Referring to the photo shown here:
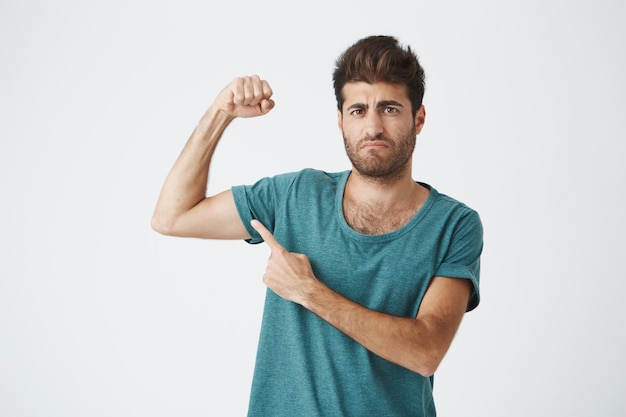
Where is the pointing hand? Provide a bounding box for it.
[250,219,318,305]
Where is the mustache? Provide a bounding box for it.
[360,134,392,144]
[364,133,388,141]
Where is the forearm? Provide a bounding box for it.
[152,105,233,233]
[301,283,444,376]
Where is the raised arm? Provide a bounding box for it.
[151,75,275,239]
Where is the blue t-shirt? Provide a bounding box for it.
[232,168,482,417]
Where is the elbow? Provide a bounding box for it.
[406,353,444,378]
[408,363,438,378]
[414,362,439,378]
[151,213,176,236]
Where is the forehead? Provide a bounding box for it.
[341,81,410,107]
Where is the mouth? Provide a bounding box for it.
[361,140,389,150]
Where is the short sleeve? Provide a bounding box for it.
[435,209,483,311]
[231,172,299,244]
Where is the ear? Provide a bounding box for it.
[414,105,426,135]
[337,109,343,131]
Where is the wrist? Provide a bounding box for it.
[191,104,235,141]
[203,103,235,126]
[299,278,332,313]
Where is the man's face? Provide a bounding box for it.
[338,81,425,180]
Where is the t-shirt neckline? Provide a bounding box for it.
[335,170,437,243]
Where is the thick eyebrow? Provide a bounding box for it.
[346,103,367,112]
[376,100,404,109]
[346,100,405,112]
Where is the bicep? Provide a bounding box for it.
[168,190,250,240]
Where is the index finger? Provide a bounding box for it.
[250,219,285,253]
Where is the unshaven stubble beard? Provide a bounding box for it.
[343,127,417,184]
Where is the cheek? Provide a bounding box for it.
[340,118,361,135]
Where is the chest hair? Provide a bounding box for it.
[343,198,422,235]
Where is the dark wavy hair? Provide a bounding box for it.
[333,35,425,116]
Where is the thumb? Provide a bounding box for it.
[259,98,275,114]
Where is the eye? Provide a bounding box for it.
[349,108,364,116]
[383,106,399,114]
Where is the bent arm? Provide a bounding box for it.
[251,219,472,377]
[302,276,471,377]
[151,106,249,239]
[151,76,274,240]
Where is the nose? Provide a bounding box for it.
[364,111,384,137]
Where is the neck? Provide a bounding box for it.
[342,170,429,235]
[346,166,419,207]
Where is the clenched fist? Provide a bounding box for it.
[215,75,275,119]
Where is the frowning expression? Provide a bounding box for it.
[338,81,425,180]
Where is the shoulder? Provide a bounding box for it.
[263,168,349,190]
[295,168,349,182]
[233,169,349,201]
[425,184,480,217]
[421,184,483,235]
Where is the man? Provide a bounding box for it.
[152,35,483,416]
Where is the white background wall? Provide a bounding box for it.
[2,0,625,415]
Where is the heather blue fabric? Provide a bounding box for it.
[232,169,482,417]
